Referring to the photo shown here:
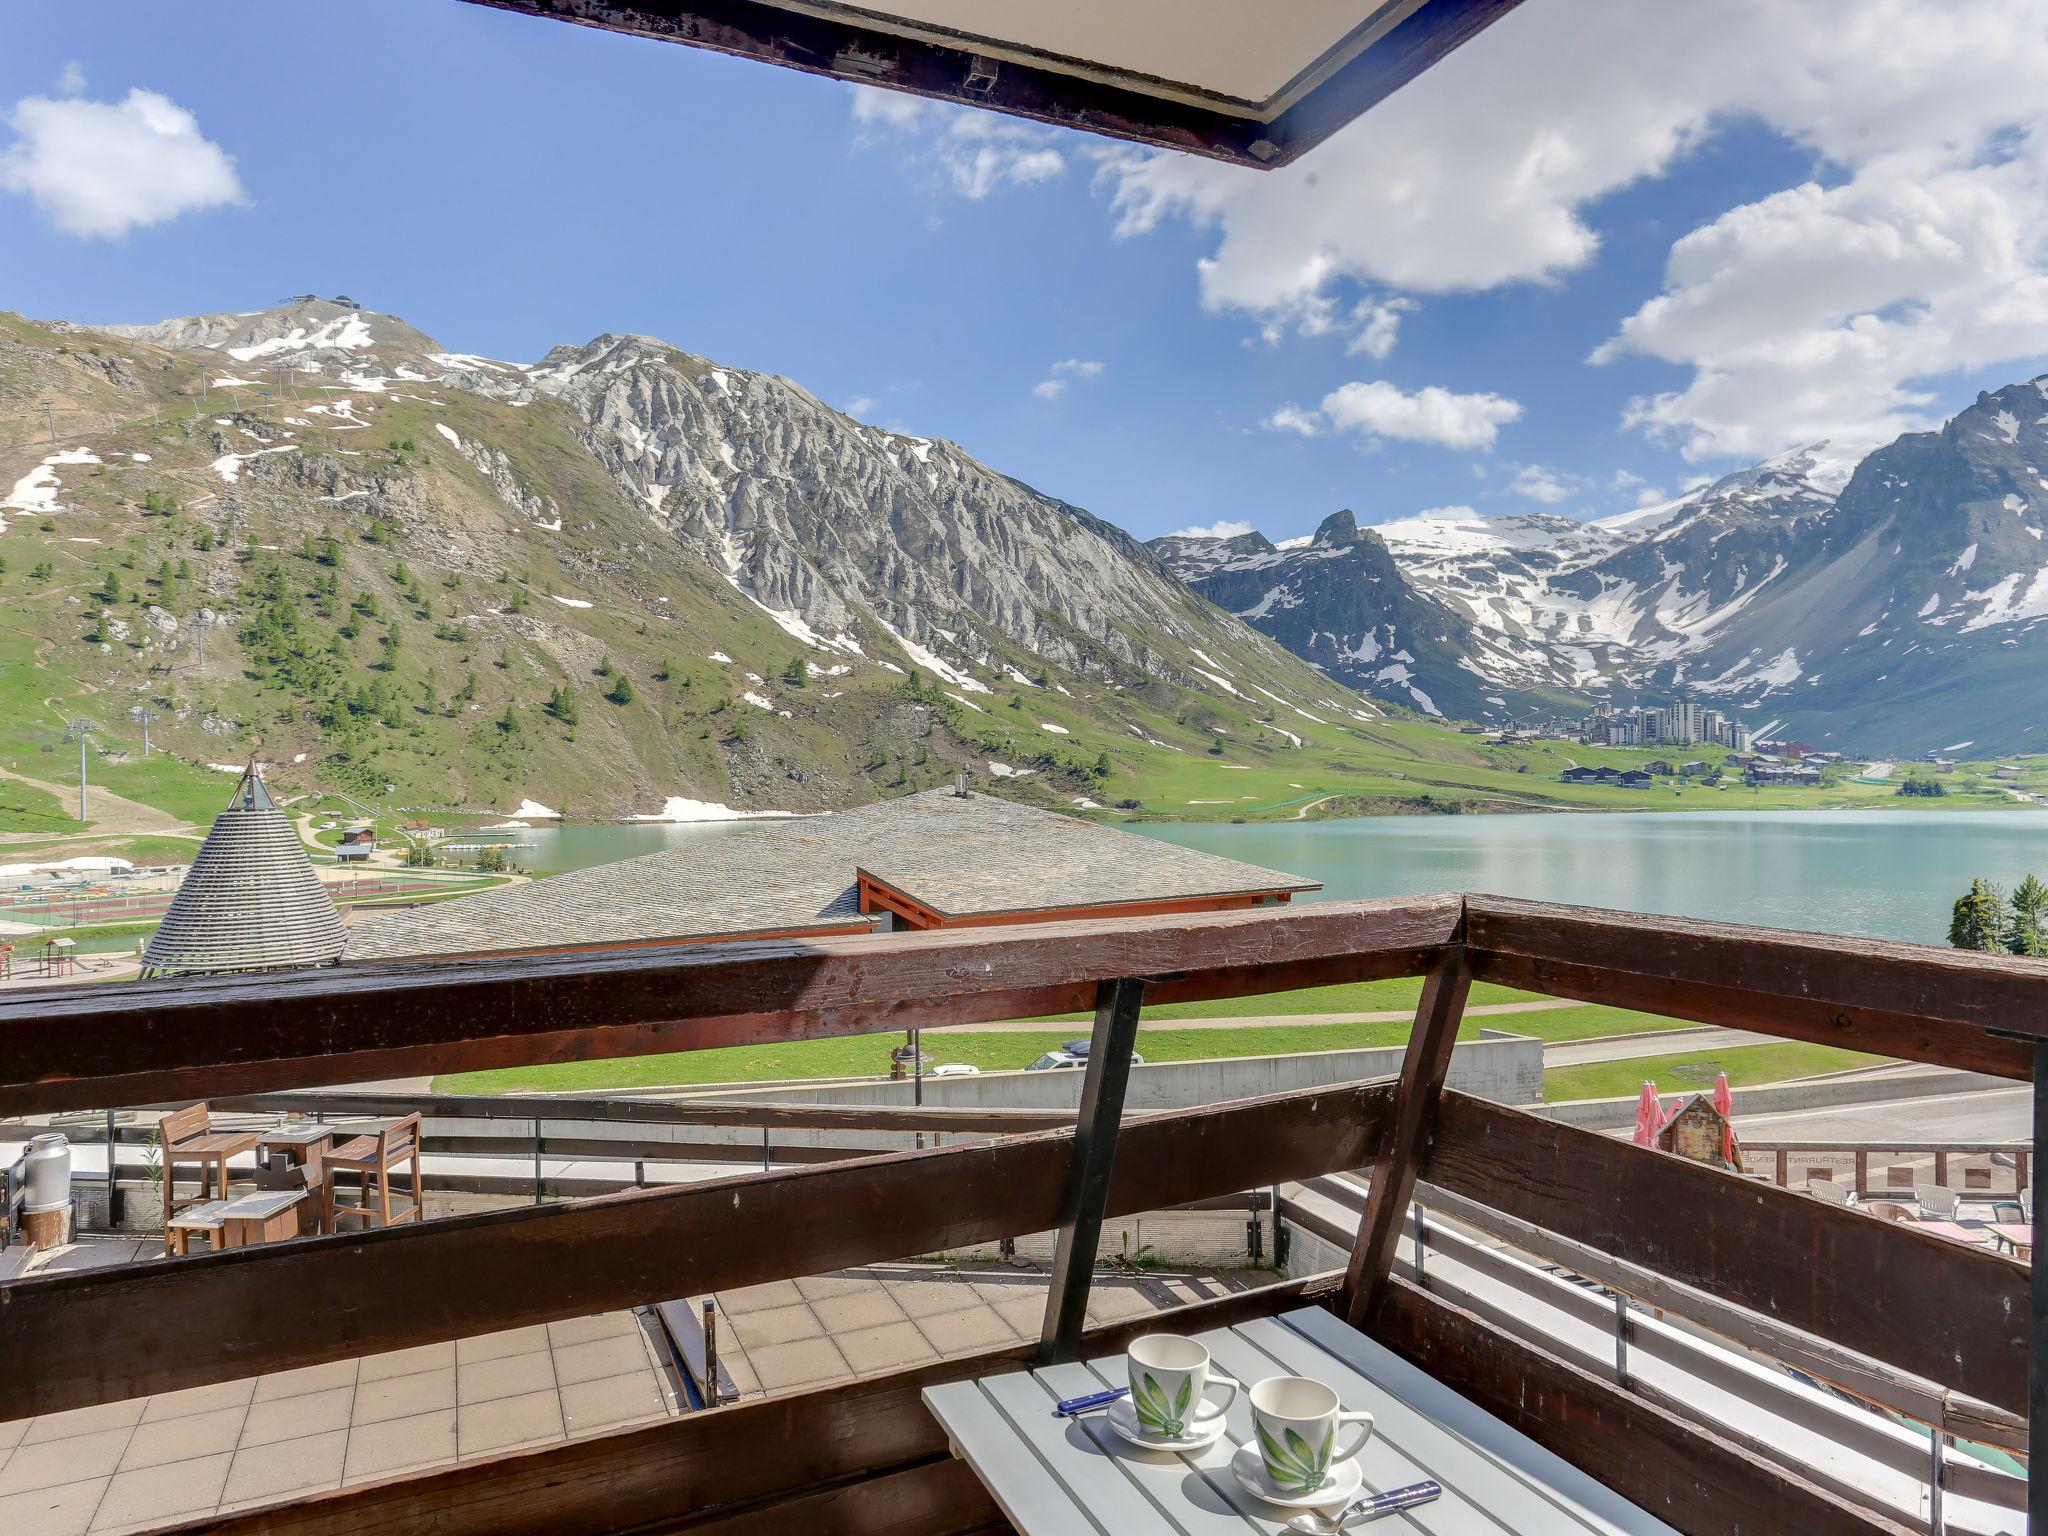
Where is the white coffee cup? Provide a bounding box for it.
[1126,1334,1240,1440]
[1249,1375,1373,1494]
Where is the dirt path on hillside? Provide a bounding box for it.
[0,765,194,837]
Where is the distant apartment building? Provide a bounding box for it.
[1559,765,1655,788]
[1579,699,1750,752]
[1745,762,1826,787]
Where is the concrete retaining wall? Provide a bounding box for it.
[427,1033,1543,1161]
[688,1031,1541,1118]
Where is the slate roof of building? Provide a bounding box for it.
[144,765,347,976]
[341,790,1318,962]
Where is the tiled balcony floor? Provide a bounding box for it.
[0,1245,678,1536]
[704,1261,1256,1400]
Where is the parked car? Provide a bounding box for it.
[1026,1039,1145,1071]
[927,1063,980,1078]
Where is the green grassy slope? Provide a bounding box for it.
[3,309,2041,843]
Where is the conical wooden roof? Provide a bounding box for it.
[142,764,345,977]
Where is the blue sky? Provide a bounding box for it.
[4,1,2046,543]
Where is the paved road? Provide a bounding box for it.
[1733,1083,2031,1141]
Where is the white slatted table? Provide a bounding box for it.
[923,1307,1679,1535]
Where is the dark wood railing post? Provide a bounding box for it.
[2030,1041,2048,1536]
[1340,941,1471,1327]
[1039,976,1146,1363]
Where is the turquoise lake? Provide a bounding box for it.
[513,809,2048,945]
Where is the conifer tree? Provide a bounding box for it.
[1950,878,2006,951]
[2008,874,2048,957]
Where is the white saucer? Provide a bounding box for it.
[1229,1441,1365,1509]
[1104,1395,1230,1452]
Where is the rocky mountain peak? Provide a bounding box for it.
[95,298,444,365]
[1152,371,2048,749]
[1310,508,1360,546]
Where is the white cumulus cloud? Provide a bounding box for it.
[0,85,245,239]
[1093,0,2048,460]
[1263,403,1324,437]
[1510,464,1573,503]
[1598,151,2048,458]
[1032,357,1105,400]
[1312,381,1522,451]
[1347,298,1415,360]
[1168,519,1256,540]
[851,84,1065,200]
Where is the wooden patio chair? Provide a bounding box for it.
[158,1104,260,1226]
[325,1114,423,1230]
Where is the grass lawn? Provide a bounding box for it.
[1044,976,1544,1021]
[1491,1005,1699,1044]
[437,1023,1415,1094]
[1543,1041,1887,1103]
[0,832,200,864]
[435,1000,1704,1095]
[36,919,156,954]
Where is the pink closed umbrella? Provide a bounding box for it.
[1713,1072,1736,1163]
[1633,1081,1662,1148]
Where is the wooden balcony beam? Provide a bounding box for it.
[0,1079,1395,1420]
[1039,977,1146,1361]
[1339,941,1471,1325]
[0,894,1460,1115]
[1465,895,2038,1079]
[1366,1278,1918,1536]
[1423,1090,2029,1414]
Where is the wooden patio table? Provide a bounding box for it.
[256,1123,332,1168]
[1989,1222,2033,1257]
[1910,1219,1989,1247]
[923,1307,1677,1534]
[217,1190,309,1249]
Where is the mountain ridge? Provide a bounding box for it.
[0,298,1387,820]
[1158,392,2048,752]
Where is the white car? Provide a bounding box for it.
[1027,1039,1145,1071]
[927,1063,980,1078]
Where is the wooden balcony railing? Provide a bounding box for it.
[0,893,2041,1536]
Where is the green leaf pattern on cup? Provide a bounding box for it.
[1133,1372,1194,1438]
[1257,1420,1336,1492]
